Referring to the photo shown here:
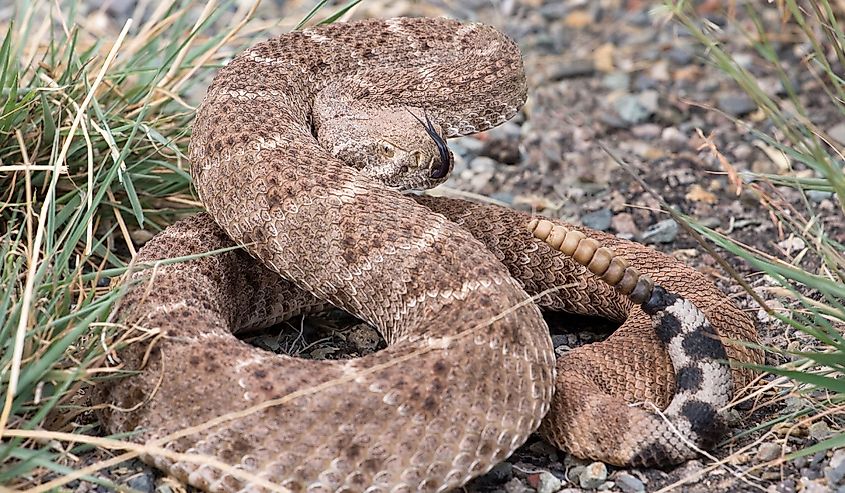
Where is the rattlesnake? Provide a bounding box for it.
[97,17,762,492]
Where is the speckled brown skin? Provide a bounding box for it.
[96,17,761,492]
[426,202,761,466]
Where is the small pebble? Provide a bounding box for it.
[732,52,755,69]
[633,74,658,91]
[615,472,645,493]
[469,156,498,173]
[808,421,832,441]
[129,229,155,245]
[602,72,630,91]
[827,122,845,146]
[717,93,757,116]
[799,477,829,493]
[807,190,833,203]
[641,219,678,244]
[581,208,612,231]
[611,212,639,236]
[637,90,659,114]
[660,126,687,145]
[631,123,662,139]
[826,449,845,485]
[667,46,694,65]
[549,60,595,80]
[453,136,485,156]
[578,462,607,489]
[732,143,753,161]
[768,478,797,493]
[505,477,532,493]
[756,442,782,462]
[535,471,562,493]
[126,471,155,493]
[568,466,586,484]
[614,95,652,124]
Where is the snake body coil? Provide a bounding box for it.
[97,17,761,492]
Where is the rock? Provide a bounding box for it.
[549,60,595,80]
[535,471,562,493]
[631,123,662,139]
[567,466,586,484]
[611,213,639,236]
[768,479,796,493]
[129,229,155,245]
[469,170,494,191]
[615,472,645,493]
[594,43,615,73]
[826,449,845,485]
[685,184,718,204]
[807,190,833,203]
[808,421,832,440]
[602,72,630,91]
[633,74,658,91]
[650,60,670,80]
[828,122,845,146]
[717,93,757,116]
[799,478,829,493]
[505,477,532,493]
[661,126,687,145]
[733,52,755,69]
[581,208,612,231]
[469,156,498,173]
[641,219,678,244]
[732,142,753,161]
[564,10,594,28]
[452,136,485,156]
[106,0,136,18]
[667,46,694,65]
[637,90,659,114]
[614,94,652,124]
[756,442,782,462]
[578,462,607,489]
[126,471,155,493]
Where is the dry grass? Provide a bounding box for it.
[0,1,357,488]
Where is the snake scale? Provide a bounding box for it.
[96,17,762,492]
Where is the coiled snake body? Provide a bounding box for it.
[98,17,761,492]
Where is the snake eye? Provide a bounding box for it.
[379,142,395,158]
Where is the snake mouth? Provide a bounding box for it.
[408,109,452,180]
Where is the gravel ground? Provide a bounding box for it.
[73,1,845,492]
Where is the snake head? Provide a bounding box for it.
[315,106,453,191]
